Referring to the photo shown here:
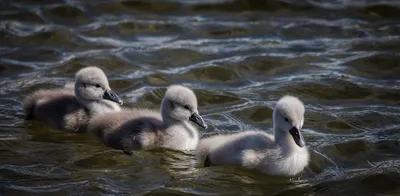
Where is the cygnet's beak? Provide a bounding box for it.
[289,127,305,147]
[102,90,123,105]
[189,112,207,129]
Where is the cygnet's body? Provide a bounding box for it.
[196,96,309,176]
[23,67,123,133]
[88,85,207,154]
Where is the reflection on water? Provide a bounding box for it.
[1,0,400,195]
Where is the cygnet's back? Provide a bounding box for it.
[88,85,207,153]
[23,66,123,133]
[196,96,309,176]
[88,108,163,151]
[197,131,274,164]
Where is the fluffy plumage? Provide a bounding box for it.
[23,66,123,132]
[88,85,207,153]
[196,95,309,176]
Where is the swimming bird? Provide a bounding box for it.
[88,85,207,154]
[23,66,123,133]
[196,95,309,176]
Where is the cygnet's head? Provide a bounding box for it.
[273,95,305,147]
[161,85,207,129]
[74,67,123,105]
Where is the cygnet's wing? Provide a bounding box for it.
[88,108,164,151]
[198,131,273,166]
[23,88,89,132]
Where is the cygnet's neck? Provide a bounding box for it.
[274,126,302,154]
[78,99,121,116]
[161,109,182,128]
[161,100,175,128]
[161,107,198,135]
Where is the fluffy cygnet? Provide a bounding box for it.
[196,95,309,176]
[88,85,207,154]
[23,66,123,132]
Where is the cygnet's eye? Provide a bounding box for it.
[284,117,289,122]
[184,105,190,110]
[95,84,101,88]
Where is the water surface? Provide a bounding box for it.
[1,0,400,195]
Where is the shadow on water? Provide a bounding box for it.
[1,0,400,195]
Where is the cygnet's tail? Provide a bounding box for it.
[23,90,51,120]
[196,133,229,164]
[23,95,36,120]
[204,155,212,167]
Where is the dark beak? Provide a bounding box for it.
[102,90,123,105]
[189,113,207,129]
[289,127,305,148]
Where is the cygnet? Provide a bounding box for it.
[196,95,309,176]
[23,66,123,132]
[88,85,207,154]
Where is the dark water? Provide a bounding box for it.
[1,0,400,195]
